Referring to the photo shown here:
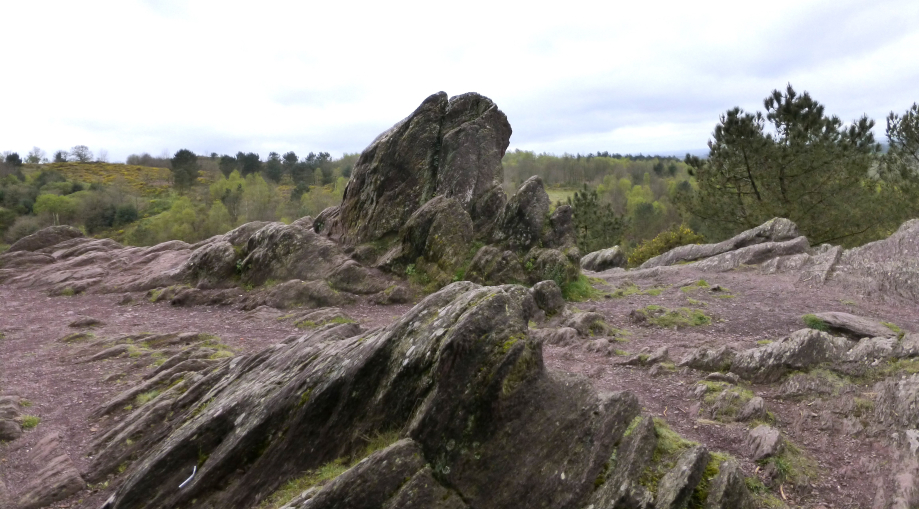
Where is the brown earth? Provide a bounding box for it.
[1,266,916,508]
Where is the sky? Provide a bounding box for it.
[2,0,919,162]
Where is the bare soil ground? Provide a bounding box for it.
[1,267,916,508]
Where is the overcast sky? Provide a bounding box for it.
[3,0,918,162]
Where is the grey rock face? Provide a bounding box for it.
[832,218,919,302]
[543,204,576,249]
[465,245,526,285]
[0,395,23,442]
[323,92,511,248]
[589,416,657,508]
[580,245,626,272]
[737,396,766,422]
[678,346,736,372]
[811,311,899,339]
[655,445,710,509]
[388,195,474,285]
[16,433,86,509]
[704,459,755,509]
[531,280,565,316]
[875,373,919,428]
[523,247,580,287]
[564,312,611,337]
[7,225,84,252]
[746,425,784,461]
[845,337,900,362]
[731,329,852,383]
[640,217,799,268]
[493,176,551,252]
[691,236,810,272]
[101,282,643,509]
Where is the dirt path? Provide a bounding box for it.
[543,266,919,509]
[1,270,916,508]
[0,287,412,508]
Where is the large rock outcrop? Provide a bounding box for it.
[91,282,747,509]
[320,92,511,250]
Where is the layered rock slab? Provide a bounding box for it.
[101,282,642,509]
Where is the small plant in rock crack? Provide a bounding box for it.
[20,415,40,430]
[801,314,829,332]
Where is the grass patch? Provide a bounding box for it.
[861,358,919,382]
[759,440,819,487]
[757,339,774,345]
[258,431,400,509]
[19,399,32,407]
[697,382,755,422]
[562,275,601,301]
[609,282,668,299]
[680,280,710,293]
[882,321,905,337]
[135,389,162,407]
[59,286,76,297]
[20,415,40,430]
[637,305,711,328]
[801,314,829,332]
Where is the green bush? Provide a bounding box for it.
[627,224,704,267]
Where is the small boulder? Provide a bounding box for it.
[737,396,766,422]
[523,247,580,287]
[580,246,625,272]
[563,312,611,337]
[531,327,580,347]
[678,346,736,372]
[746,425,783,461]
[68,317,104,328]
[531,280,565,316]
[845,336,899,362]
[8,225,84,253]
[703,372,741,385]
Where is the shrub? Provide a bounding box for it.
[627,223,704,267]
[801,314,829,332]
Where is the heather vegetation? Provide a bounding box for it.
[0,147,357,248]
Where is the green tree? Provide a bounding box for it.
[53,150,68,163]
[680,85,886,246]
[567,184,627,253]
[264,152,283,183]
[884,103,919,219]
[70,145,93,162]
[34,194,77,225]
[26,147,45,164]
[5,153,22,167]
[313,168,324,186]
[218,155,237,177]
[170,149,200,189]
[236,152,261,176]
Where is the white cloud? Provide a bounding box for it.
[2,0,918,160]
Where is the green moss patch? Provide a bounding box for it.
[758,440,819,487]
[636,305,711,328]
[258,431,400,509]
[562,274,601,301]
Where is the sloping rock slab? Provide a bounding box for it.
[812,311,899,339]
[101,282,641,509]
[691,236,810,272]
[16,433,86,509]
[640,218,799,268]
[731,329,851,383]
